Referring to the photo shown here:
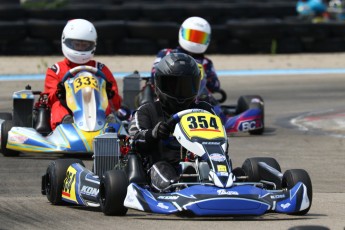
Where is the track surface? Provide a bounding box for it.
[1,73,344,230]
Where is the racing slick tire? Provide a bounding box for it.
[282,169,313,215]
[0,120,20,157]
[0,112,12,120]
[242,157,281,188]
[44,159,85,205]
[99,169,128,216]
[236,95,265,135]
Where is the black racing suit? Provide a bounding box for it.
[128,100,215,168]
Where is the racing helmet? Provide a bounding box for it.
[178,16,211,54]
[154,53,201,115]
[61,19,97,64]
[329,0,343,11]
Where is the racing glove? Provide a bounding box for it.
[116,104,131,121]
[106,81,115,99]
[56,82,66,99]
[152,121,170,140]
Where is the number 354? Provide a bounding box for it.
[187,115,219,130]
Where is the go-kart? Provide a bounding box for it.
[0,66,127,157]
[200,87,264,135]
[41,108,312,217]
[125,71,264,135]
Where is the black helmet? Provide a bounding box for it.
[154,53,201,115]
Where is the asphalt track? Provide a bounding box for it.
[0,72,345,230]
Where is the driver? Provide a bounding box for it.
[44,19,122,130]
[128,53,215,191]
[151,16,220,96]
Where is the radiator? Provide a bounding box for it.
[93,133,120,177]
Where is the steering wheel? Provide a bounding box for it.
[60,65,107,83]
[212,88,227,104]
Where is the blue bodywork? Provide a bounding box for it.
[124,181,309,216]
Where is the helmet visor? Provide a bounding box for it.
[157,75,200,99]
[64,39,96,51]
[181,28,210,45]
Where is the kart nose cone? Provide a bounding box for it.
[190,198,270,215]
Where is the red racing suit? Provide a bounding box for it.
[44,58,122,130]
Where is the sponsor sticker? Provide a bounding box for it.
[238,120,262,132]
[157,196,179,200]
[280,203,291,209]
[202,142,220,145]
[270,194,285,199]
[217,189,239,196]
[217,172,229,177]
[81,185,99,197]
[217,165,227,172]
[209,153,226,162]
[157,203,169,210]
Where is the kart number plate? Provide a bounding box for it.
[180,113,225,140]
[62,166,78,202]
[73,75,99,93]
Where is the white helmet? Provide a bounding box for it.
[329,0,343,10]
[61,19,97,64]
[178,17,211,54]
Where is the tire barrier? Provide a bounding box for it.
[0,21,27,41]
[126,21,178,40]
[0,5,26,20]
[1,2,345,55]
[27,19,65,40]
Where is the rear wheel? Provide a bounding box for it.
[236,95,264,135]
[1,120,20,157]
[282,169,313,215]
[99,169,128,216]
[0,112,12,121]
[44,159,85,205]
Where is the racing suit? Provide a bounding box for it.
[151,47,220,93]
[128,100,215,168]
[128,100,221,191]
[44,58,122,130]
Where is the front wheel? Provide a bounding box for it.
[242,157,282,188]
[44,158,85,205]
[1,120,20,157]
[282,169,313,215]
[99,169,128,216]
